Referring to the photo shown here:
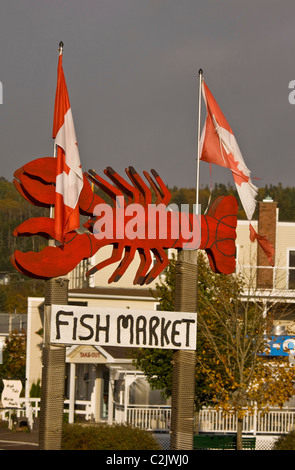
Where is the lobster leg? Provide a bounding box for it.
[108,245,137,283]
[143,171,164,205]
[134,248,152,285]
[86,243,124,276]
[104,167,140,204]
[87,169,124,206]
[143,169,171,206]
[126,167,152,205]
[145,247,170,285]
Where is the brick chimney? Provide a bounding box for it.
[256,197,277,289]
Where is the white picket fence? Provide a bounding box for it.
[0,398,92,429]
[114,403,295,435]
[117,405,295,435]
[126,405,171,431]
[2,399,295,436]
[198,407,295,435]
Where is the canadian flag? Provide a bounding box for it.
[249,223,275,266]
[200,79,275,265]
[200,80,257,221]
[52,51,83,244]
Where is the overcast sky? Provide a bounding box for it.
[0,0,295,193]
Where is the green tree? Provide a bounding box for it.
[0,329,26,394]
[0,278,45,313]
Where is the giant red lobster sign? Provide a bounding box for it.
[11,157,238,284]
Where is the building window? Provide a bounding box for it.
[288,250,295,289]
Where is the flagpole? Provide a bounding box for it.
[49,41,64,221]
[196,68,203,215]
[170,69,203,450]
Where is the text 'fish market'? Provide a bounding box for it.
[50,305,197,350]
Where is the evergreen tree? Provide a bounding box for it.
[0,329,26,394]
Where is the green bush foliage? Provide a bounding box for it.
[61,423,161,450]
[273,431,295,450]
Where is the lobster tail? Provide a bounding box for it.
[203,195,238,275]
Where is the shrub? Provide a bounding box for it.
[30,379,41,398]
[61,423,161,450]
[273,431,295,450]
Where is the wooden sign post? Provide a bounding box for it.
[170,249,198,450]
[39,277,68,450]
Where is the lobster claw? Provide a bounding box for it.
[11,232,94,279]
[13,216,55,239]
[13,156,103,214]
[13,157,56,207]
[11,157,106,279]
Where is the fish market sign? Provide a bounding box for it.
[50,305,197,350]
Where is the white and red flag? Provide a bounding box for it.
[52,50,83,244]
[200,80,257,221]
[199,79,275,265]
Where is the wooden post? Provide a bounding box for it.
[170,250,197,450]
[39,277,68,450]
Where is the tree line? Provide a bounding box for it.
[169,181,295,221]
[0,177,48,312]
